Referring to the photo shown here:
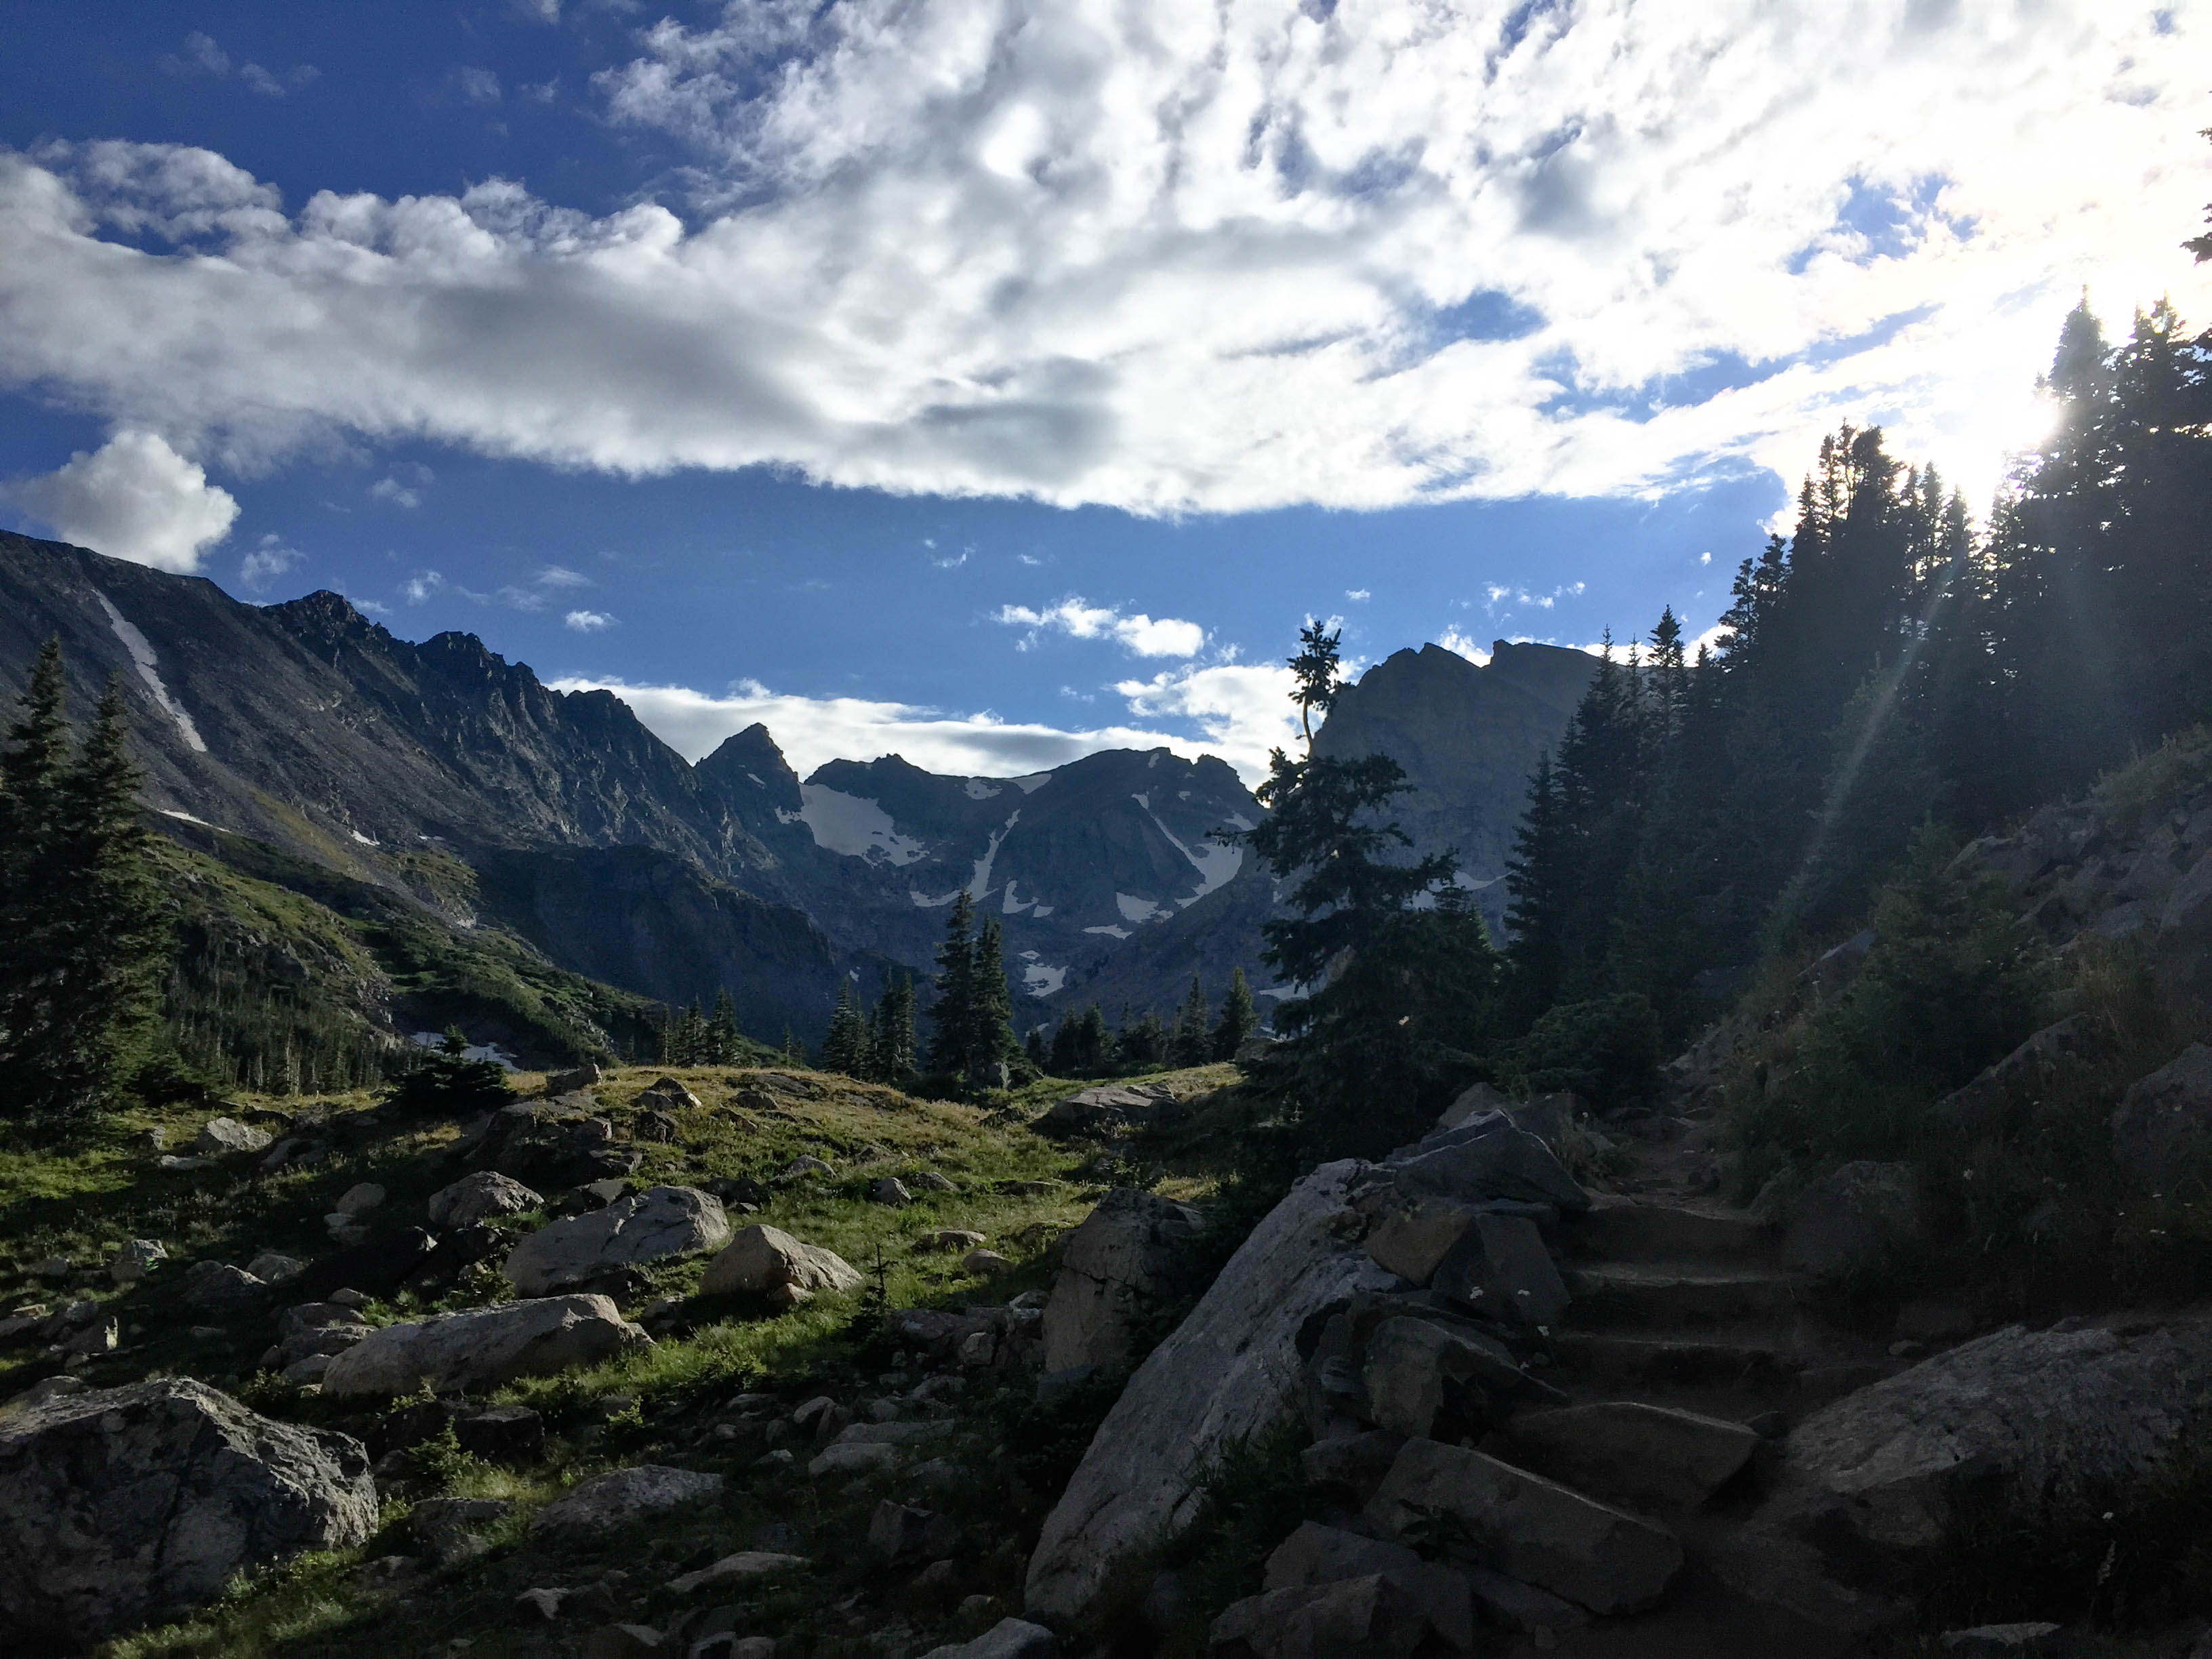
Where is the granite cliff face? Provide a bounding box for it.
[1313,641,1598,934]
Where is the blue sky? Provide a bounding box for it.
[1,2,2206,781]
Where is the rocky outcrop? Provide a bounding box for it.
[1025,1160,1399,1624]
[1495,1401,1761,1511]
[1779,1161,1921,1279]
[2110,1044,2212,1191]
[1040,1190,1203,1373]
[1719,1313,2212,1629]
[503,1185,730,1295]
[0,1378,376,1651]
[1036,1083,1178,1140]
[1384,1110,1592,1213]
[699,1225,863,1306]
[321,1295,646,1395]
[194,1116,271,1156]
[1939,1014,2118,1136]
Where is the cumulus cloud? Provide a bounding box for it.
[239,533,303,589]
[9,430,239,572]
[4,5,2208,512]
[565,608,615,630]
[995,597,1206,657]
[1437,627,1491,665]
[555,674,1279,783]
[403,571,444,603]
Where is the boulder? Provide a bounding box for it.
[245,1250,307,1285]
[321,1294,646,1395]
[1036,1082,1175,1139]
[1210,1574,1430,1658]
[1361,1316,1522,1439]
[870,1177,915,1206]
[1431,1212,1570,1325]
[1041,1189,1204,1372]
[636,1075,703,1111]
[780,1155,834,1181]
[1361,1193,1478,1284]
[0,1378,375,1650]
[411,1496,512,1564]
[531,1466,724,1535]
[455,1404,545,1461]
[919,1229,987,1252]
[2158,848,2212,998]
[2110,1044,2212,1190]
[183,1259,266,1313]
[108,1238,166,1285]
[918,1618,1060,1659]
[464,1100,638,1188]
[965,1249,1013,1275]
[912,1170,959,1192]
[428,1170,544,1228]
[667,1550,811,1594]
[1385,1113,1591,1213]
[1263,1521,1473,1650]
[1437,1081,1515,1131]
[1364,1438,1684,1615]
[194,1116,271,1156]
[868,1499,961,1563]
[1716,1314,2212,1630]
[1940,1015,2118,1136]
[334,1183,385,1216]
[699,1225,864,1306]
[1940,1626,2067,1656]
[297,1227,441,1300]
[504,1186,731,1296]
[1780,1161,1920,1278]
[1495,1401,1760,1510]
[544,1061,602,1095]
[1025,1160,1399,1625]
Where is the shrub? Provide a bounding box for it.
[1511,991,1662,1107]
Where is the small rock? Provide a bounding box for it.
[322,1295,645,1395]
[157,1155,213,1172]
[1431,1211,1571,1326]
[869,1500,960,1563]
[455,1404,544,1461]
[808,1441,897,1477]
[581,1623,664,1658]
[60,1317,119,1356]
[245,1252,307,1286]
[918,1230,987,1253]
[912,1170,958,1192]
[1889,1339,1927,1359]
[779,1155,833,1181]
[870,1178,914,1207]
[411,1496,512,1564]
[1210,1576,1429,1659]
[531,1467,724,1536]
[335,1183,386,1216]
[329,1286,370,1308]
[666,1551,811,1594]
[182,1260,266,1314]
[962,1250,1012,1275]
[108,1240,167,1286]
[30,1257,74,1283]
[583,1178,631,1206]
[544,1061,602,1095]
[633,1110,680,1144]
[516,1586,575,1620]
[916,1618,1059,1659]
[194,1117,272,1156]
[636,1075,702,1111]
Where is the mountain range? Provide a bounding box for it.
[0,531,1595,1063]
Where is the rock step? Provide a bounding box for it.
[1565,1198,1776,1268]
[1546,1329,1803,1385]
[1563,1263,1803,1328]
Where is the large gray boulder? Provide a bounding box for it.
[1384,1112,1590,1213]
[918,1618,1060,1659]
[699,1224,863,1307]
[194,1116,271,1156]
[321,1295,646,1396]
[1263,1520,1473,1650]
[1940,1015,2116,1136]
[2110,1044,2212,1191]
[1363,1437,1683,1615]
[1716,1313,2212,1630]
[1036,1083,1175,1139]
[0,1378,375,1651]
[1431,1211,1570,1326]
[428,1170,544,1229]
[530,1465,723,1535]
[504,1185,731,1295]
[1780,1160,1920,1279]
[1025,1160,1398,1624]
[1210,1574,1430,1657]
[1041,1189,1204,1373]
[1359,1316,1522,1439]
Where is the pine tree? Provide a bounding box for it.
[965,917,1019,1083]
[1172,975,1212,1067]
[0,640,73,1121]
[1076,1004,1108,1073]
[781,1023,804,1064]
[926,891,979,1073]
[869,974,917,1082]
[1048,1007,1080,1073]
[820,980,867,1075]
[1211,965,1258,1061]
[707,988,740,1064]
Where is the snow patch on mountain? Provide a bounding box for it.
[96,591,205,752]
[797,783,929,865]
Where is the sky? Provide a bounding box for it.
[1,2,2207,785]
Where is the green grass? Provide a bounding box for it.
[0,1060,1252,1658]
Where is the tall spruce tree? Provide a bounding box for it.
[965,916,1019,1082]
[869,973,917,1081]
[820,981,867,1075]
[0,653,171,1128]
[1171,975,1212,1067]
[1211,966,1258,1061]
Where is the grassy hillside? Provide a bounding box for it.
[0,1061,1245,1659]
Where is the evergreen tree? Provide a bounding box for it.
[780,1023,804,1064]
[1171,975,1212,1067]
[707,988,740,1064]
[869,973,917,1082]
[1211,965,1258,1061]
[1048,1007,1080,1074]
[820,980,867,1075]
[1,655,171,1128]
[1024,1025,1048,1068]
[1076,1004,1109,1072]
[926,893,981,1075]
[964,917,1019,1082]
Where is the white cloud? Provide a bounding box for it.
[1345,588,1371,602]
[455,68,503,106]
[3,6,2208,512]
[369,476,420,508]
[537,565,592,588]
[1113,661,1303,779]
[556,674,1281,783]
[1437,627,1491,665]
[9,430,238,572]
[995,596,1206,658]
[239,533,302,589]
[565,608,616,630]
[403,570,444,603]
